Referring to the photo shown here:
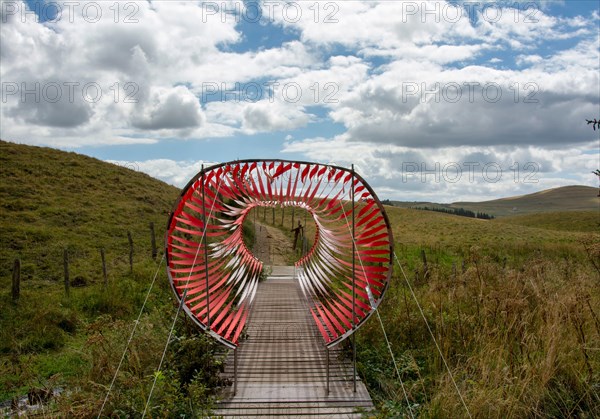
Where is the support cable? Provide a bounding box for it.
[375,309,415,419]
[338,197,414,418]
[339,189,471,418]
[142,172,224,417]
[97,253,165,418]
[393,252,472,419]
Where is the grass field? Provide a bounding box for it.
[357,205,600,417]
[494,210,599,232]
[0,141,223,416]
[1,140,598,417]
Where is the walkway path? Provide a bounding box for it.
[251,221,293,266]
[215,265,374,418]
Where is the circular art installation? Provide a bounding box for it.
[166,160,393,349]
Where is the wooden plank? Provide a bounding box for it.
[215,266,374,418]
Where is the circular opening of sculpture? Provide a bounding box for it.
[166,160,394,349]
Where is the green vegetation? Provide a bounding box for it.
[259,200,600,417]
[0,140,179,282]
[453,185,599,216]
[0,141,226,415]
[1,140,598,417]
[352,207,600,417]
[495,210,599,232]
[413,206,495,220]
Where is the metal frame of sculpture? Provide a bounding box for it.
[165,160,394,352]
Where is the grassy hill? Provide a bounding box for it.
[393,185,599,217]
[0,140,180,282]
[454,185,599,216]
[0,141,224,416]
[1,140,599,417]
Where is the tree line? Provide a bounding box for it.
[414,206,495,220]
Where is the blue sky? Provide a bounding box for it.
[1,0,599,201]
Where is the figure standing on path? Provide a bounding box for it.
[291,221,303,250]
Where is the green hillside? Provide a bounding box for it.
[453,185,599,216]
[0,140,180,282]
[393,185,599,217]
[1,141,598,417]
[0,141,224,417]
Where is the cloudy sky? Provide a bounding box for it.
[1,0,599,202]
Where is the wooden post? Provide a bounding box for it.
[11,258,20,302]
[149,222,157,260]
[421,249,428,278]
[101,248,108,289]
[63,249,70,297]
[127,231,134,273]
[304,210,307,231]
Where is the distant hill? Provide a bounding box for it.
[453,185,599,216]
[393,185,599,217]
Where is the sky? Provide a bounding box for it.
[1,0,599,202]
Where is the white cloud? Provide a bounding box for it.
[131,86,205,131]
[242,101,312,132]
[282,136,599,201]
[108,158,220,188]
[1,0,598,202]
[0,1,320,146]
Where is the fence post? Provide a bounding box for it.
[63,249,70,297]
[101,248,108,289]
[127,231,134,273]
[421,249,428,278]
[149,222,157,260]
[11,258,20,302]
[291,206,295,230]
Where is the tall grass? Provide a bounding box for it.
[0,258,227,416]
[254,202,599,417]
[355,229,600,417]
[0,141,228,415]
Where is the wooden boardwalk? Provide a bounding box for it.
[214,266,374,418]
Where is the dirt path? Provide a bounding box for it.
[252,221,293,265]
